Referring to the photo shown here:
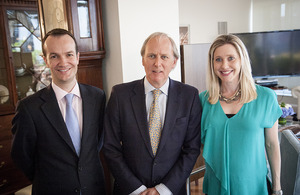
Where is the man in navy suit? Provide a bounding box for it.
[104,32,202,195]
[11,28,106,194]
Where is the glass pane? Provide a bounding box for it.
[33,29,41,40]
[7,9,51,100]
[24,10,39,32]
[0,27,10,105]
[6,10,16,19]
[8,19,32,52]
[77,0,91,38]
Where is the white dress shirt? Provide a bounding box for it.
[145,78,168,126]
[52,81,83,136]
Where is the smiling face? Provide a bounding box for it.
[142,36,177,88]
[43,34,79,91]
[213,44,241,85]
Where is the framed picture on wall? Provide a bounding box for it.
[179,25,190,45]
[38,0,69,38]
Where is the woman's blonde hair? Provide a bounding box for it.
[206,34,257,104]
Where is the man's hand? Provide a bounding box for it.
[140,188,159,195]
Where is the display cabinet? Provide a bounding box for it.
[0,0,107,194]
[0,1,38,194]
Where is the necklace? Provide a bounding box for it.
[219,89,241,103]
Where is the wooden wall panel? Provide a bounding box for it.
[180,43,211,93]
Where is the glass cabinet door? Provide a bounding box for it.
[0,27,11,107]
[7,9,51,100]
[77,0,91,38]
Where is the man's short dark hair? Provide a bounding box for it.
[42,28,78,56]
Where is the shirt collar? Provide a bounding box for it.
[144,77,169,96]
[52,81,81,101]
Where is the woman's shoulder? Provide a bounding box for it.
[199,90,209,96]
[199,90,213,108]
[199,90,208,100]
[255,85,277,101]
[256,85,276,95]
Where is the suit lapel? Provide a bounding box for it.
[40,85,76,154]
[79,84,94,155]
[131,79,154,156]
[157,79,180,155]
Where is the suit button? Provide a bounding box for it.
[78,166,82,171]
[74,188,80,193]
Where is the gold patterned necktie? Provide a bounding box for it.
[149,89,162,155]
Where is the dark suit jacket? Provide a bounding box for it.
[11,84,106,195]
[104,78,202,195]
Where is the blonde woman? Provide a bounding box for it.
[199,34,282,195]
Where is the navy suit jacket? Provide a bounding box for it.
[104,78,202,195]
[11,84,106,195]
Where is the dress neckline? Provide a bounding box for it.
[226,114,235,118]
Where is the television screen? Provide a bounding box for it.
[233,30,300,78]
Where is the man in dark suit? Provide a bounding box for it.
[11,28,106,194]
[104,32,202,195]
